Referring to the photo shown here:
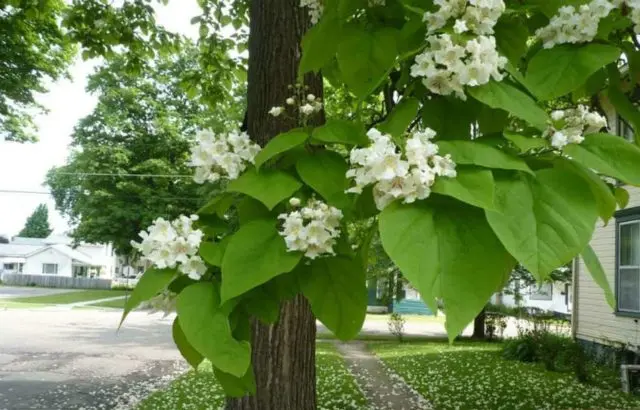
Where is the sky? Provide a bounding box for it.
[0,1,201,239]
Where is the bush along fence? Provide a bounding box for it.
[0,273,112,289]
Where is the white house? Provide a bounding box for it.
[0,236,117,279]
[493,281,572,316]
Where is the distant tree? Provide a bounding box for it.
[18,204,53,238]
[0,236,8,244]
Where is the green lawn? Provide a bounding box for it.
[88,297,127,309]
[371,341,640,410]
[1,289,129,306]
[137,342,367,410]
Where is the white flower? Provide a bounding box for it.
[307,93,316,102]
[300,103,316,116]
[134,215,205,278]
[545,105,606,149]
[289,197,301,207]
[300,0,323,24]
[286,97,296,105]
[269,106,284,117]
[551,110,565,121]
[346,127,457,210]
[551,131,569,149]
[278,198,342,259]
[189,129,261,184]
[453,19,468,33]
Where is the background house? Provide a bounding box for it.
[0,235,117,279]
[492,280,572,316]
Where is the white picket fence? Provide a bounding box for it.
[0,273,112,289]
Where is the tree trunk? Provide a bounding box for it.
[225,1,322,409]
[472,307,486,339]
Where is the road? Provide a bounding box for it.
[0,286,81,299]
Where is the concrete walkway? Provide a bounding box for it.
[64,296,126,308]
[336,342,431,410]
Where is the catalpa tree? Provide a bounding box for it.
[121,0,640,404]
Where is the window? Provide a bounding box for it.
[617,116,635,143]
[529,283,553,300]
[618,217,640,313]
[3,263,15,271]
[42,263,58,275]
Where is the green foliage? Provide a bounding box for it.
[296,151,351,209]
[377,97,420,139]
[172,318,204,369]
[437,141,532,174]
[227,169,302,210]
[120,268,176,326]
[220,219,301,303]
[18,204,53,238]
[486,169,597,280]
[0,0,74,142]
[176,282,251,378]
[301,257,367,340]
[431,168,495,210]
[254,129,309,169]
[312,119,367,146]
[582,244,616,309]
[379,200,515,340]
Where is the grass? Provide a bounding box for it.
[370,341,640,410]
[136,342,367,410]
[1,289,129,307]
[88,297,127,309]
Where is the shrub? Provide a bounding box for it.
[485,312,507,340]
[503,334,538,362]
[387,312,406,343]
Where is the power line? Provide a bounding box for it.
[53,172,193,178]
[0,189,202,201]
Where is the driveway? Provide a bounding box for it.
[0,286,81,299]
[0,309,184,410]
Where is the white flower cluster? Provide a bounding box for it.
[189,129,261,184]
[278,198,343,259]
[546,105,607,149]
[300,0,323,25]
[346,128,457,210]
[411,0,507,99]
[269,93,323,118]
[131,215,207,280]
[535,0,640,48]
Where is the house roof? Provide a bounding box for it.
[10,237,47,246]
[0,244,41,257]
[27,244,96,266]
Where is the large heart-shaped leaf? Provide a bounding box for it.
[431,167,495,210]
[485,168,598,280]
[254,129,309,170]
[221,219,301,302]
[378,97,420,139]
[379,200,515,340]
[581,244,616,310]
[296,150,351,209]
[312,119,368,146]
[227,168,302,210]
[172,317,204,369]
[301,257,367,340]
[525,44,620,100]
[176,282,251,377]
[564,133,640,186]
[468,80,548,131]
[438,140,533,174]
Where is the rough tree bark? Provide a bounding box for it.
[225,0,322,409]
[472,307,486,339]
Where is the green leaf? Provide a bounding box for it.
[422,96,475,140]
[176,282,251,377]
[526,44,621,100]
[312,119,368,146]
[494,16,529,64]
[563,133,640,186]
[301,257,367,340]
[199,237,230,267]
[244,282,282,325]
[438,140,533,174]
[214,366,256,398]
[432,168,495,210]
[237,196,271,224]
[172,317,204,369]
[353,185,378,220]
[468,80,548,131]
[296,150,351,209]
[254,129,309,170]
[554,158,617,224]
[379,200,514,341]
[504,131,549,152]
[581,244,616,310]
[198,193,234,217]
[336,26,398,97]
[378,97,420,139]
[299,14,343,75]
[615,186,630,209]
[221,219,302,302]
[227,168,302,210]
[486,169,598,280]
[120,268,176,327]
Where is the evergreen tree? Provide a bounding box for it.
[18,204,53,238]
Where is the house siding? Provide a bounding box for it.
[576,185,640,348]
[22,248,74,277]
[493,281,570,315]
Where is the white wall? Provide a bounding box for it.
[494,282,570,314]
[76,244,116,278]
[22,248,73,277]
